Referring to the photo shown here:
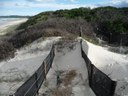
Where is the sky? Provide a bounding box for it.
[0,0,128,16]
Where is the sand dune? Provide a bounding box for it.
[0,18,27,35]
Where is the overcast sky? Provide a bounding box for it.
[0,0,128,16]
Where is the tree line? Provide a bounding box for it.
[18,6,128,35]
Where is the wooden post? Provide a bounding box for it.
[89,64,93,87]
[35,72,39,95]
[44,61,47,81]
[79,26,82,37]
[53,44,55,56]
[80,39,82,51]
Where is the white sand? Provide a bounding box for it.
[0,37,60,95]
[0,18,27,35]
[39,41,95,96]
[0,37,95,96]
[82,38,128,96]
[0,37,127,96]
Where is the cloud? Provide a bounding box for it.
[15,3,20,6]
[103,0,128,7]
[26,0,79,3]
[26,0,55,3]
[0,2,4,6]
[26,3,96,9]
[2,0,96,9]
[116,1,128,7]
[69,0,78,3]
[111,0,128,2]
[94,0,128,8]
[1,1,29,8]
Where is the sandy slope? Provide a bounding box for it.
[82,38,128,96]
[0,37,60,95]
[0,18,27,35]
[39,41,95,96]
[0,37,128,96]
[0,37,95,96]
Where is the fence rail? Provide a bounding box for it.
[11,45,55,96]
[10,39,117,96]
[80,39,117,96]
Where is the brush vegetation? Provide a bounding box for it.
[19,7,128,34]
[0,6,128,60]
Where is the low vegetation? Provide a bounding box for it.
[0,41,15,61]
[0,6,128,60]
[10,17,96,48]
[18,7,128,34]
[17,6,128,45]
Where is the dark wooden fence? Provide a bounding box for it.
[80,40,117,96]
[10,45,55,96]
[9,39,117,96]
